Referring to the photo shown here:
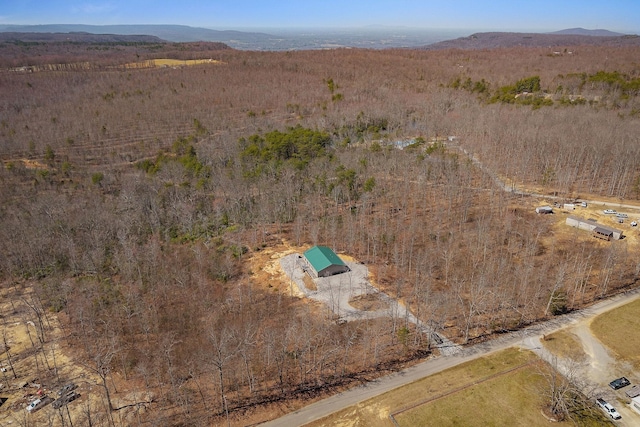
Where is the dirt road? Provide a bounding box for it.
[260,287,640,426]
[454,143,640,212]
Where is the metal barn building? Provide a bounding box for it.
[566,216,623,240]
[303,246,350,278]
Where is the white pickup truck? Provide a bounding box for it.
[596,398,621,420]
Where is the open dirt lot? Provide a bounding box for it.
[0,282,101,425]
[0,282,152,426]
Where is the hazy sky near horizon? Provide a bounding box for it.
[1,0,639,33]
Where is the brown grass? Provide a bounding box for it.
[121,58,224,69]
[591,298,640,369]
[541,331,588,362]
[349,293,390,311]
[302,274,317,291]
[305,348,540,427]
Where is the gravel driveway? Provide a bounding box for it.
[521,320,639,425]
[280,253,460,355]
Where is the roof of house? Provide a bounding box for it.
[567,215,590,222]
[303,246,346,272]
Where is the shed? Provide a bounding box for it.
[303,246,350,278]
[593,226,614,241]
[536,206,553,214]
[626,385,640,399]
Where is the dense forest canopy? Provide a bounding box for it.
[0,41,639,426]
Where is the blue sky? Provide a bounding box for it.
[1,0,639,33]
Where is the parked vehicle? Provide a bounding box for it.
[603,209,616,214]
[25,398,41,412]
[616,213,628,219]
[52,391,80,409]
[631,221,638,227]
[609,377,630,390]
[596,398,622,420]
[56,383,77,396]
[580,201,588,207]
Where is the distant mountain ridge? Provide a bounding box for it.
[548,27,625,37]
[0,31,165,43]
[0,24,638,51]
[0,24,273,44]
[423,31,640,50]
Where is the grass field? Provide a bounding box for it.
[123,58,223,68]
[591,297,640,369]
[394,367,546,426]
[541,330,588,362]
[305,348,607,427]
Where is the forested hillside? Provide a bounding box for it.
[0,42,639,426]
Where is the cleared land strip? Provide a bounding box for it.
[388,361,536,426]
[259,287,640,426]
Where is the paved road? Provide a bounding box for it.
[260,287,640,426]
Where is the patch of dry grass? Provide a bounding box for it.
[305,348,542,427]
[302,274,317,291]
[123,58,223,69]
[541,331,588,362]
[349,293,390,311]
[591,298,640,369]
[394,366,545,427]
[393,360,606,427]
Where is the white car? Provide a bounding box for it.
[616,213,628,218]
[26,398,41,412]
[603,209,616,214]
[631,221,637,227]
[596,398,621,420]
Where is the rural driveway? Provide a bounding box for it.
[260,287,640,427]
[521,321,639,426]
[280,254,460,355]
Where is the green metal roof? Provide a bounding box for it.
[303,246,346,272]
